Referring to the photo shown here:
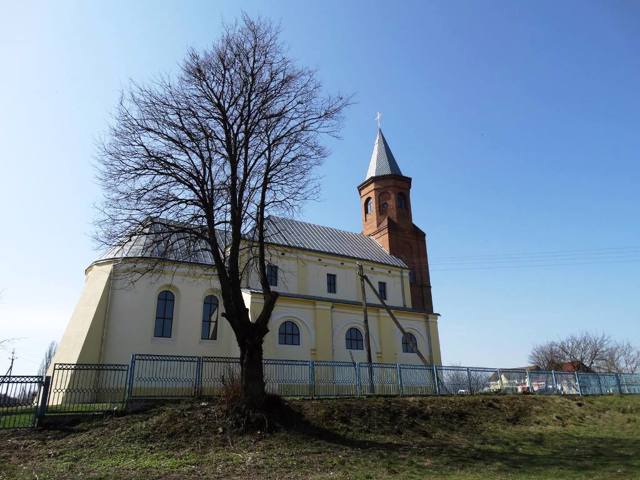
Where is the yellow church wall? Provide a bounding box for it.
[99,263,239,365]
[54,251,441,370]
[312,301,333,360]
[245,246,407,308]
[262,298,316,360]
[426,314,442,365]
[50,264,114,367]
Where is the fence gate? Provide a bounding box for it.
[0,376,45,429]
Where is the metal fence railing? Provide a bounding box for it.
[0,375,44,428]
[48,363,129,413]
[2,354,639,429]
[128,354,200,399]
[126,354,640,400]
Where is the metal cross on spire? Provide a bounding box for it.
[375,112,382,129]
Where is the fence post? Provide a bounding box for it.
[195,357,203,397]
[596,373,604,395]
[619,373,627,395]
[355,362,361,397]
[396,364,403,396]
[433,364,440,395]
[466,367,472,394]
[497,368,503,393]
[551,370,558,394]
[309,361,315,399]
[575,372,582,396]
[526,370,533,394]
[35,375,51,426]
[613,373,622,395]
[127,354,136,401]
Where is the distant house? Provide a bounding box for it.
[559,361,594,373]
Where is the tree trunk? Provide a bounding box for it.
[239,332,266,406]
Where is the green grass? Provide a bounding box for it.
[0,410,36,429]
[1,395,639,479]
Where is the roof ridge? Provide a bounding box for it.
[267,215,369,238]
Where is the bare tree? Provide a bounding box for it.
[602,340,640,374]
[97,14,349,407]
[37,341,57,378]
[529,342,564,371]
[529,332,640,373]
[555,332,612,371]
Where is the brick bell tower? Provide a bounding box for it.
[358,128,434,313]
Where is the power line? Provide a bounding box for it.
[431,246,640,265]
[432,258,640,272]
[432,245,640,261]
[429,246,640,271]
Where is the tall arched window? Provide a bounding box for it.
[345,327,364,350]
[154,290,175,338]
[278,320,300,345]
[397,193,407,210]
[402,332,418,353]
[364,197,372,215]
[201,295,219,340]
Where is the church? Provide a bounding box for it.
[52,129,442,368]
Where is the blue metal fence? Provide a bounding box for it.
[125,354,640,400]
[3,354,639,429]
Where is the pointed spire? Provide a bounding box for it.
[365,129,403,180]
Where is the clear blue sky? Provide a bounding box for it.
[1,1,639,374]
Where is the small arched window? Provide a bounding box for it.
[278,321,300,345]
[154,290,175,338]
[402,332,418,353]
[364,197,372,215]
[345,327,364,350]
[379,192,390,214]
[397,193,407,210]
[201,295,219,340]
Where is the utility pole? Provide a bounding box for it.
[4,349,16,377]
[1,349,16,397]
[357,264,375,394]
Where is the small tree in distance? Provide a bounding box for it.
[38,341,57,378]
[96,14,349,409]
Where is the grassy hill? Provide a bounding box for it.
[1,395,639,479]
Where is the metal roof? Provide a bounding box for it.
[100,216,407,269]
[263,216,407,267]
[101,222,217,265]
[365,129,403,179]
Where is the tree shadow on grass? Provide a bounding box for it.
[277,401,640,476]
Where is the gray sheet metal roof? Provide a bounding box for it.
[100,216,407,269]
[101,222,216,265]
[365,129,403,179]
[264,216,407,268]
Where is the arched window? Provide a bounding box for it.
[345,327,364,350]
[402,332,418,353]
[397,193,407,210]
[278,320,300,345]
[201,295,219,340]
[364,197,372,215]
[154,290,175,338]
